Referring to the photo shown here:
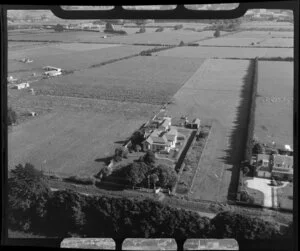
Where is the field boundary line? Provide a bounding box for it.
[188,123,213,195]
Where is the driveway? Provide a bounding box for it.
[245,177,289,208]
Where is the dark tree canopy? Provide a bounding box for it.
[125,162,151,187]
[54,24,64,32]
[153,164,177,189]
[142,150,156,165]
[213,29,221,37]
[8,107,17,126]
[253,142,265,154]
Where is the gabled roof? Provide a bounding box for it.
[273,154,293,167]
[192,118,200,124]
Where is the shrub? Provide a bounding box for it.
[54,24,64,32]
[8,107,17,125]
[179,41,185,46]
[174,24,183,30]
[213,29,220,37]
[137,27,146,33]
[63,175,95,185]
[155,27,164,32]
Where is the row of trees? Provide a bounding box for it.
[8,163,291,239]
[8,107,17,126]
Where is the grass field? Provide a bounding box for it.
[254,61,293,147]
[164,59,251,202]
[154,46,293,59]
[8,44,156,76]
[8,29,215,45]
[30,56,205,104]
[8,97,160,177]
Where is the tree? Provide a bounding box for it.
[54,24,64,32]
[242,166,250,176]
[142,150,156,165]
[137,26,146,33]
[8,163,51,231]
[105,22,114,32]
[8,107,17,126]
[179,41,185,46]
[213,29,221,37]
[210,211,281,239]
[153,164,177,189]
[252,142,265,154]
[125,162,151,188]
[150,173,159,189]
[114,147,128,162]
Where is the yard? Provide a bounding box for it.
[277,182,293,210]
[254,61,293,148]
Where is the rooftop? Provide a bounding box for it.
[273,154,293,167]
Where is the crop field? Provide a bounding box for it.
[240,21,293,30]
[165,59,251,202]
[257,38,293,47]
[254,61,293,147]
[30,56,205,104]
[8,95,161,177]
[8,44,156,77]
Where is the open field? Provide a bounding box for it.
[30,56,205,104]
[8,44,156,78]
[8,97,161,177]
[164,59,250,202]
[8,29,216,45]
[240,21,293,30]
[254,61,293,147]
[154,46,293,59]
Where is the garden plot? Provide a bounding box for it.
[254,61,293,147]
[166,59,250,202]
[31,56,205,104]
[8,97,160,177]
[154,46,293,59]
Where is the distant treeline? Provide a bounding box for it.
[8,163,292,240]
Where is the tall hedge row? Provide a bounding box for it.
[244,58,259,161]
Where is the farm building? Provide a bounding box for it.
[255,154,272,178]
[271,154,293,181]
[186,118,201,129]
[44,70,62,77]
[158,117,171,132]
[7,76,17,83]
[11,82,30,90]
[43,66,62,72]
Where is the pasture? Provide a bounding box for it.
[153,46,293,59]
[254,61,293,147]
[8,95,161,177]
[30,56,205,104]
[8,44,155,75]
[8,29,216,45]
[165,59,251,202]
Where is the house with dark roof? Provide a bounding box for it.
[255,154,272,178]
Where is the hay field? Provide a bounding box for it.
[254,61,293,147]
[8,95,160,177]
[30,56,205,104]
[166,59,251,202]
[154,46,293,59]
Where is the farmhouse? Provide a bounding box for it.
[255,154,272,178]
[143,125,178,153]
[185,118,201,129]
[11,82,30,90]
[271,154,293,181]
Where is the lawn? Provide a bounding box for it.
[8,96,161,177]
[277,182,293,210]
[153,46,293,59]
[164,59,251,202]
[254,61,293,147]
[30,56,205,104]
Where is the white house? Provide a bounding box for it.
[12,82,30,90]
[43,66,62,72]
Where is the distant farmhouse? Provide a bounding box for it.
[11,82,30,90]
[43,66,62,77]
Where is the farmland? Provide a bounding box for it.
[163,59,251,202]
[154,46,293,59]
[30,56,205,104]
[8,96,161,177]
[254,61,293,147]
